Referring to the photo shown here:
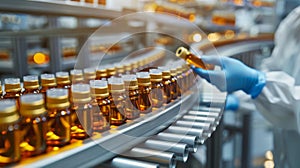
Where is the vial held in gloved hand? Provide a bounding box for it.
[176,47,208,70]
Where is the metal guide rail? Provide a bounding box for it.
[11,81,225,168]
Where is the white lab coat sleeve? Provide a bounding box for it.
[254,71,300,132]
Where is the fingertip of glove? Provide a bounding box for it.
[191,66,202,74]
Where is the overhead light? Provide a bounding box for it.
[208,32,221,42]
[192,33,202,42]
[33,52,47,64]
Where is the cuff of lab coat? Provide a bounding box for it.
[250,71,266,99]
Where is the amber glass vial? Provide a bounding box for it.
[159,67,172,104]
[96,66,108,80]
[3,78,22,108]
[176,47,207,70]
[136,72,152,113]
[0,100,20,166]
[90,80,110,132]
[40,74,57,98]
[23,75,40,94]
[108,78,126,126]
[122,75,140,119]
[170,68,179,100]
[83,68,96,84]
[70,69,84,84]
[70,84,92,139]
[19,94,47,157]
[46,89,71,146]
[149,69,164,109]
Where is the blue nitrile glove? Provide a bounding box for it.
[225,94,239,111]
[192,56,266,98]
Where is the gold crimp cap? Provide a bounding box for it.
[0,100,19,124]
[149,69,163,82]
[96,66,108,79]
[90,80,109,98]
[23,75,39,89]
[170,68,177,76]
[176,47,190,59]
[46,89,70,110]
[56,72,71,85]
[5,78,21,92]
[115,63,124,74]
[41,74,57,87]
[158,67,171,79]
[107,66,116,76]
[71,84,91,104]
[108,78,125,93]
[122,75,138,90]
[84,68,96,81]
[136,72,151,86]
[20,94,46,117]
[70,69,84,83]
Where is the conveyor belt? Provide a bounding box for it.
[105,87,226,168]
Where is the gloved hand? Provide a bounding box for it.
[225,94,239,111]
[192,56,266,98]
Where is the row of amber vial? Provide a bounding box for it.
[0,64,195,166]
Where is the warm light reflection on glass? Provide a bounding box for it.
[193,33,202,42]
[264,160,274,168]
[265,150,273,160]
[224,30,235,39]
[208,33,221,42]
[33,52,47,64]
